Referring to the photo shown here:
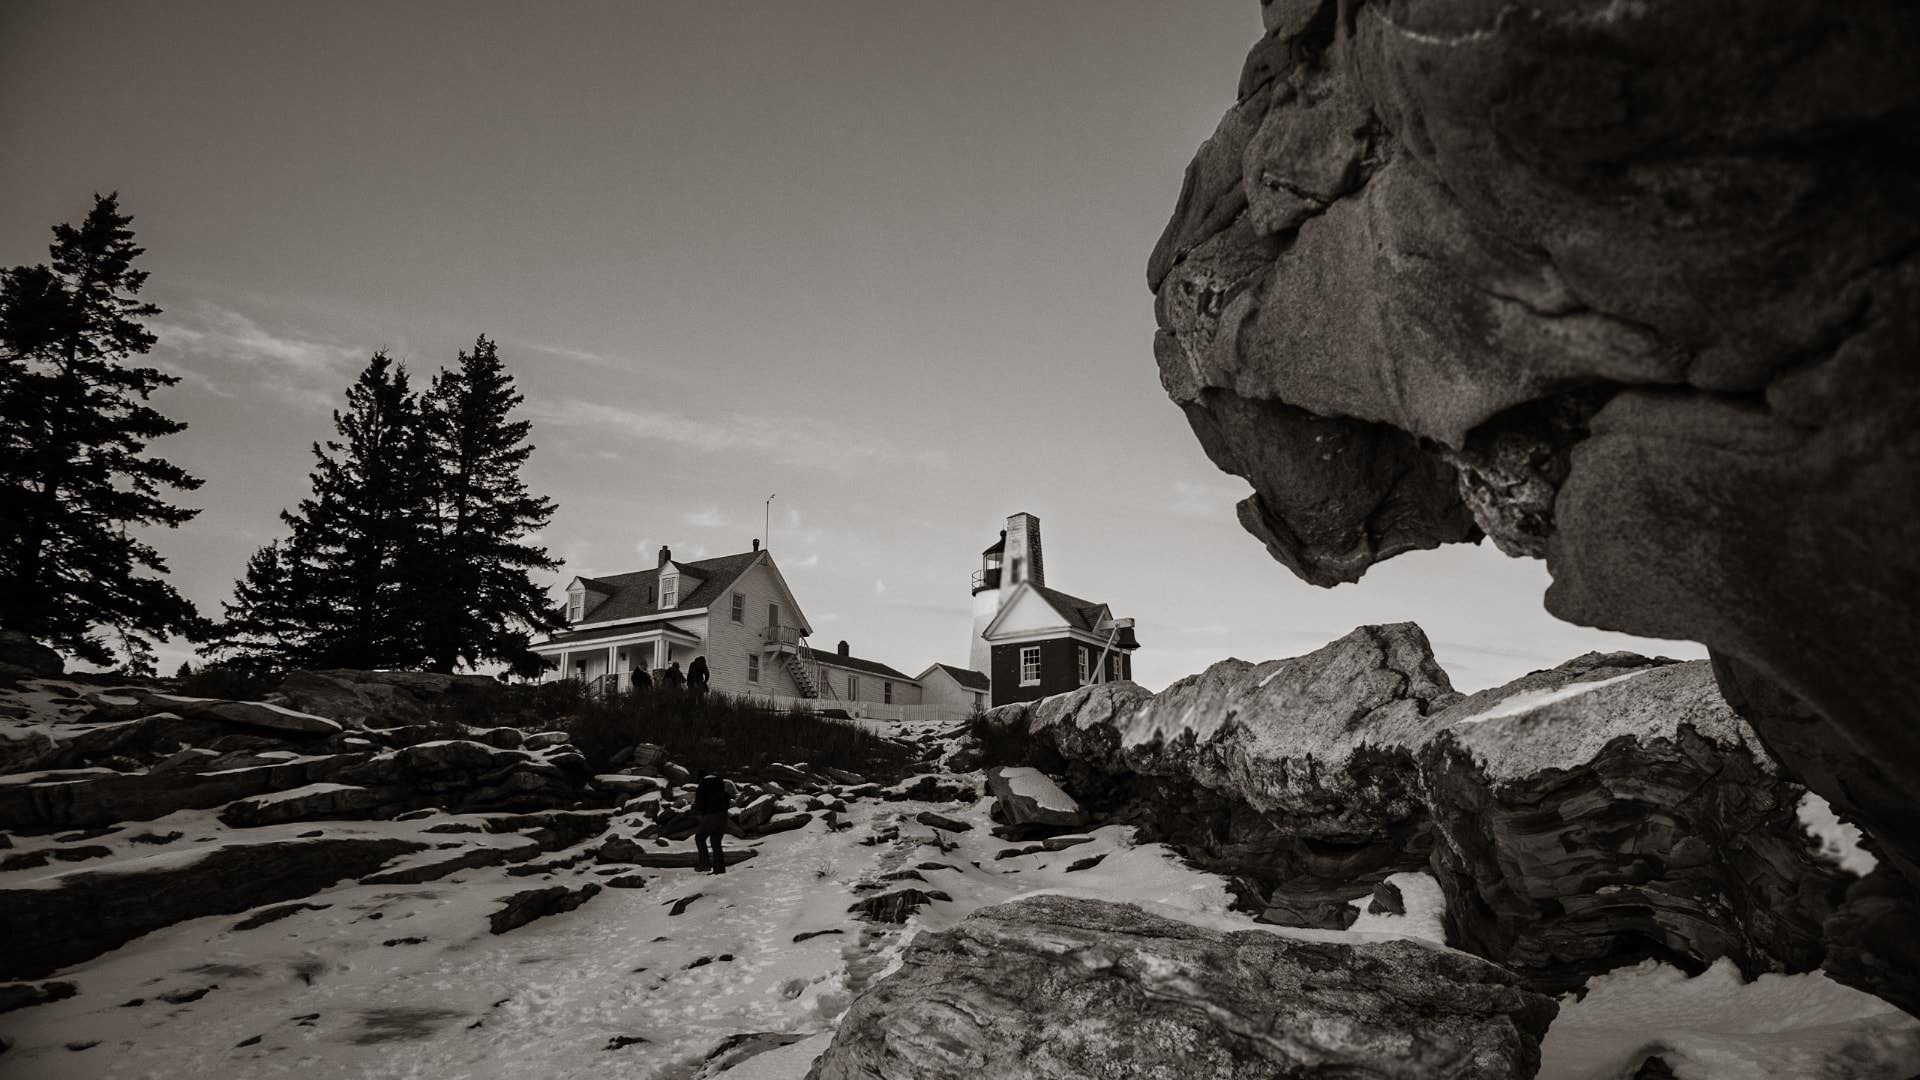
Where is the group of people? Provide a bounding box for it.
[627,654,711,694]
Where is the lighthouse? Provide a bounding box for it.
[969,511,1044,672]
[967,512,1136,706]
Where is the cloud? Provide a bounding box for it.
[874,579,887,595]
[517,340,693,383]
[1178,623,1232,637]
[153,302,362,376]
[784,552,821,570]
[681,506,725,529]
[524,397,947,472]
[149,301,365,409]
[1167,478,1251,519]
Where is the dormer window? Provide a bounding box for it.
[567,591,584,623]
[661,580,678,608]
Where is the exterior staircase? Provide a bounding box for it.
[785,651,818,698]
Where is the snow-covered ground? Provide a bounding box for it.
[4,703,1916,1080]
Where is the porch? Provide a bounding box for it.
[538,622,705,689]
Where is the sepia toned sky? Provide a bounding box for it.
[0,0,1705,690]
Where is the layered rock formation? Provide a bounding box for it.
[1422,655,1844,994]
[980,623,1459,925]
[1148,0,1920,965]
[979,627,1863,998]
[807,894,1557,1079]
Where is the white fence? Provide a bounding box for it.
[735,691,973,728]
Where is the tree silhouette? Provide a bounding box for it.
[416,335,561,671]
[0,194,202,668]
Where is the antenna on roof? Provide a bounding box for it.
[764,494,776,553]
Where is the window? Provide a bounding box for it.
[847,674,859,699]
[1077,647,1089,685]
[1110,653,1124,680]
[883,681,893,704]
[747,655,760,683]
[768,602,780,629]
[730,592,745,623]
[661,580,678,608]
[567,592,583,622]
[1020,646,1041,685]
[1010,557,1024,584]
[973,692,985,710]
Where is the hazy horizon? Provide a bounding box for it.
[0,0,1708,691]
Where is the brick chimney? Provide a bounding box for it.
[837,640,850,658]
[752,538,760,552]
[658,544,671,568]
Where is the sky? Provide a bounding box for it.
[0,0,1705,692]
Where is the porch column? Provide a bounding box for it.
[607,644,617,684]
[653,638,666,670]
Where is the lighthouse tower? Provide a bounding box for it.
[969,512,1043,672]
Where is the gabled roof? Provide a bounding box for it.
[1030,584,1110,633]
[928,663,990,691]
[982,581,1135,646]
[574,551,763,624]
[813,648,919,684]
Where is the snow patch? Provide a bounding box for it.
[997,766,1079,814]
[1450,669,1650,726]
[1540,957,1920,1079]
[1345,871,1447,945]
[1796,792,1876,877]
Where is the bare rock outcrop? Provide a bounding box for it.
[806,894,1556,1079]
[1148,0,1920,974]
[979,622,1457,926]
[273,669,502,729]
[1421,655,1850,995]
[980,629,1870,1000]
[0,834,428,979]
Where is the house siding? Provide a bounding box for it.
[920,668,989,713]
[697,559,807,698]
[812,659,922,704]
[990,637,1077,706]
[990,637,1129,706]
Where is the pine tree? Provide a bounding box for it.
[0,194,203,666]
[416,336,560,672]
[213,537,319,671]
[220,352,434,670]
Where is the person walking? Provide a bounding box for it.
[629,667,653,693]
[691,772,730,873]
[687,655,710,696]
[663,660,687,691]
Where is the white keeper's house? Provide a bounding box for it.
[530,542,952,718]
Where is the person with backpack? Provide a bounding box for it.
[692,772,730,873]
[663,660,687,691]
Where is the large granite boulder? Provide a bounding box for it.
[1152,0,1920,1006]
[983,767,1086,829]
[806,894,1555,1079]
[1421,655,1853,995]
[1149,0,1920,1009]
[979,623,1458,925]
